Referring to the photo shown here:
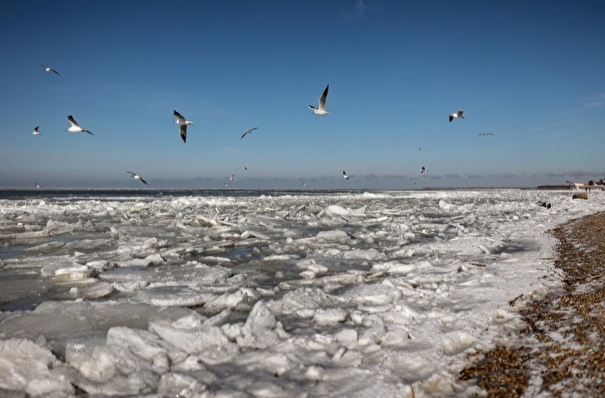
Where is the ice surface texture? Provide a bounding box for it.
[0,189,602,397]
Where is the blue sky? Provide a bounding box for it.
[1,0,604,189]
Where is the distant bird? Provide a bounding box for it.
[173,110,192,143]
[479,132,494,136]
[240,127,258,139]
[244,166,248,171]
[420,166,427,174]
[35,182,40,189]
[32,126,40,135]
[309,84,330,115]
[418,147,422,152]
[449,110,465,122]
[66,115,93,135]
[230,174,236,182]
[127,171,148,185]
[411,178,416,184]
[302,181,307,187]
[40,64,60,76]
[343,170,349,180]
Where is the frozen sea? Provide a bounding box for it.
[0,188,603,397]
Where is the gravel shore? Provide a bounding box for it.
[460,211,605,397]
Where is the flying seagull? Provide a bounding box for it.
[343,170,349,180]
[173,110,192,143]
[449,110,465,122]
[240,127,258,139]
[230,174,237,182]
[66,115,93,135]
[420,166,427,174]
[32,126,40,135]
[309,84,330,115]
[35,182,41,189]
[479,132,494,136]
[40,64,60,76]
[127,171,148,185]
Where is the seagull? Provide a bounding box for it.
[66,115,93,135]
[244,166,248,171]
[35,182,41,189]
[230,174,236,182]
[40,64,60,76]
[127,171,148,185]
[309,84,330,115]
[420,166,427,174]
[173,110,192,143]
[240,127,258,139]
[343,170,349,180]
[411,178,416,184]
[32,126,40,135]
[479,132,494,136]
[449,110,465,122]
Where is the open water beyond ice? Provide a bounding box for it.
[0,189,602,397]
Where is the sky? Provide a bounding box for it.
[0,0,604,189]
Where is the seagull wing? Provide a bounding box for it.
[319,84,329,110]
[179,124,187,143]
[308,105,317,110]
[127,171,136,177]
[67,115,79,127]
[457,110,464,117]
[240,132,248,139]
[83,129,94,135]
[139,177,148,185]
[173,110,185,122]
[50,68,60,76]
[449,115,454,122]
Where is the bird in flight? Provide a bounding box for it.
[127,171,148,185]
[32,126,40,135]
[66,115,93,135]
[449,110,465,122]
[479,132,494,136]
[240,127,258,139]
[309,84,330,115]
[230,174,237,182]
[343,170,349,180]
[173,110,193,143]
[35,182,41,189]
[420,166,427,174]
[40,64,60,76]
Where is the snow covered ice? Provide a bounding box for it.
[0,189,603,397]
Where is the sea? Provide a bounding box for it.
[0,188,602,397]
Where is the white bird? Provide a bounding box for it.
[309,84,330,115]
[127,171,148,185]
[32,126,40,135]
[449,110,465,122]
[35,182,41,189]
[420,166,427,174]
[66,115,93,135]
[230,174,236,182]
[343,170,349,180]
[40,64,60,76]
[173,110,192,143]
[411,178,416,184]
[240,127,258,139]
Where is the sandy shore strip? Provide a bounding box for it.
[460,211,605,397]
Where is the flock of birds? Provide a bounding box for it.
[33,65,494,188]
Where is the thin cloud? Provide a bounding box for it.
[343,0,366,22]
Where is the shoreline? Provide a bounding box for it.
[460,211,605,396]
